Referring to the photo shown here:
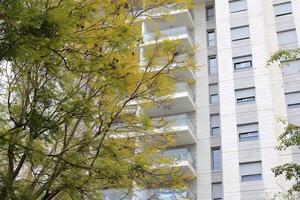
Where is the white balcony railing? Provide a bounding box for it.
[144,4,194,19]
[153,113,196,136]
[102,189,131,200]
[162,148,196,169]
[139,53,195,81]
[141,188,196,200]
[143,26,194,45]
[175,82,195,102]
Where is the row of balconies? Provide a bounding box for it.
[140,4,197,197]
[102,188,196,200]
[142,26,194,47]
[145,82,196,117]
[106,5,197,198]
[152,113,196,145]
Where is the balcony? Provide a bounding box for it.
[137,188,196,200]
[171,54,195,81]
[140,53,195,81]
[145,82,196,118]
[152,114,196,145]
[102,189,132,200]
[143,6,194,31]
[142,26,194,47]
[162,148,196,176]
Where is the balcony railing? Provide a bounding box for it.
[152,113,196,136]
[102,189,131,200]
[162,148,196,168]
[146,6,194,19]
[175,82,195,102]
[141,188,196,200]
[143,26,194,45]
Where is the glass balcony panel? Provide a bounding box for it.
[143,26,194,45]
[144,188,196,200]
[102,189,131,200]
[162,148,196,168]
[175,82,195,102]
[152,114,196,136]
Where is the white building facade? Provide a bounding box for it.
[104,0,300,199]
[195,0,300,199]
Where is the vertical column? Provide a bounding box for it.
[215,1,241,200]
[247,0,290,197]
[194,2,212,199]
[291,0,300,45]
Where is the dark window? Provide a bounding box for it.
[235,88,256,104]
[206,5,215,21]
[208,30,216,46]
[209,56,218,74]
[212,147,221,170]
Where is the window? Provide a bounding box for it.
[277,29,298,47]
[231,26,250,41]
[274,2,292,17]
[211,114,221,136]
[240,161,262,182]
[208,30,216,47]
[235,87,255,104]
[209,56,218,75]
[233,55,252,70]
[212,127,221,136]
[212,182,223,200]
[210,94,219,104]
[229,0,247,13]
[210,84,219,104]
[282,60,300,75]
[238,123,259,141]
[286,92,300,108]
[212,147,221,170]
[206,5,215,21]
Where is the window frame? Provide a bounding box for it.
[237,122,259,142]
[285,91,300,108]
[211,127,221,137]
[233,55,253,71]
[239,131,259,141]
[212,182,223,200]
[210,94,219,104]
[207,30,216,47]
[281,59,300,75]
[206,5,215,21]
[210,114,221,137]
[235,87,256,105]
[241,174,262,182]
[240,161,263,182]
[273,2,293,17]
[211,147,222,171]
[208,56,218,75]
[229,0,248,13]
[277,29,298,47]
[231,25,250,42]
[234,60,252,70]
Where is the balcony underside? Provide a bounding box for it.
[172,66,195,81]
[145,95,196,118]
[142,34,194,49]
[171,128,197,145]
[144,10,194,31]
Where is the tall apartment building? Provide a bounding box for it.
[103,0,300,199]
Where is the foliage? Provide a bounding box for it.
[0,0,194,199]
[267,48,300,198]
[267,48,300,67]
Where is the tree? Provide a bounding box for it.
[0,0,194,199]
[267,48,300,199]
